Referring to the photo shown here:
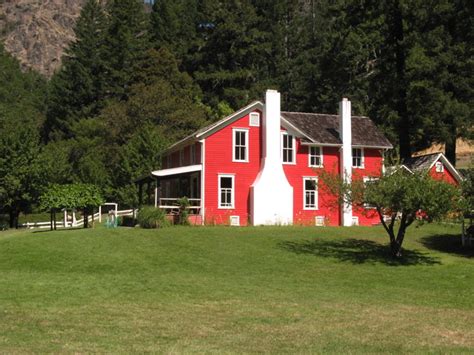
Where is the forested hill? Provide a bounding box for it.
[0,0,472,226]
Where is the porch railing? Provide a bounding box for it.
[159,198,201,214]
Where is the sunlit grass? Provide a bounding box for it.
[0,224,472,353]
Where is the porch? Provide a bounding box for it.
[135,164,204,223]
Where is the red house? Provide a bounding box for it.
[149,90,394,226]
[401,153,463,186]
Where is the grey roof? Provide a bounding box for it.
[403,153,440,172]
[281,112,393,148]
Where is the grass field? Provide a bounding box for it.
[0,224,473,353]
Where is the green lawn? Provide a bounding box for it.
[0,224,472,353]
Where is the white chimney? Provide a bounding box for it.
[251,90,293,225]
[339,98,353,226]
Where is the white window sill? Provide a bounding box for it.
[218,206,235,210]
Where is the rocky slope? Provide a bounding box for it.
[0,0,86,77]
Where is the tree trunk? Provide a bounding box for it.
[9,210,14,229]
[53,209,57,230]
[445,124,457,167]
[392,0,411,160]
[50,209,53,231]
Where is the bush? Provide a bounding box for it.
[137,206,169,229]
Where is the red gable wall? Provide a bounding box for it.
[204,111,262,225]
[428,160,458,186]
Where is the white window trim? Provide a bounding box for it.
[190,144,196,165]
[308,146,324,167]
[352,147,365,169]
[281,131,296,165]
[249,112,260,127]
[435,161,444,172]
[218,174,235,209]
[232,128,249,163]
[303,176,318,210]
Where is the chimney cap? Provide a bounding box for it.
[342,97,349,101]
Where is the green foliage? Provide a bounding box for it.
[320,169,461,257]
[101,0,151,101]
[45,0,107,139]
[0,45,46,227]
[461,169,474,213]
[39,183,104,210]
[177,197,190,226]
[136,206,169,229]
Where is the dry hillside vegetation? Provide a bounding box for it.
[0,0,85,76]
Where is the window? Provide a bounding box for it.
[363,177,378,209]
[167,155,172,168]
[303,177,318,210]
[218,175,234,209]
[179,149,184,166]
[308,146,323,167]
[352,148,364,168]
[249,112,260,127]
[233,129,249,162]
[190,144,196,165]
[282,132,295,164]
[435,161,444,172]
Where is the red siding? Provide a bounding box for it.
[283,141,341,226]
[204,111,262,225]
[429,161,458,185]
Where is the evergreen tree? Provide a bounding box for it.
[0,45,46,227]
[187,0,270,110]
[45,0,107,139]
[101,0,151,101]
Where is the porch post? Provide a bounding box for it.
[154,177,159,208]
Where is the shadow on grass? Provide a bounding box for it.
[279,238,440,266]
[421,234,473,258]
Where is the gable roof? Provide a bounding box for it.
[163,102,393,154]
[403,153,464,183]
[164,101,263,153]
[281,112,393,148]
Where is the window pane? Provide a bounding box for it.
[305,179,316,190]
[221,177,232,189]
[240,132,246,146]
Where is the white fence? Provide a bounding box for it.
[19,206,135,230]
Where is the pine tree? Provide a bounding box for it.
[101,0,151,101]
[45,0,107,140]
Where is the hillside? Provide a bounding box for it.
[0,0,85,77]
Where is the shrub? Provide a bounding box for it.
[177,197,190,226]
[137,206,169,229]
[119,215,136,227]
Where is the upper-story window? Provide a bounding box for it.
[435,161,444,172]
[233,128,249,162]
[352,148,364,168]
[249,112,260,127]
[282,132,295,164]
[190,144,196,165]
[308,146,323,167]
